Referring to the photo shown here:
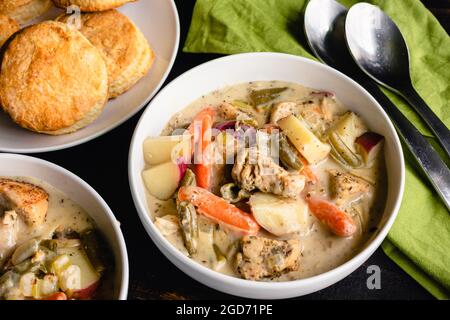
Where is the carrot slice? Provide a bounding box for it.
[297,155,317,184]
[194,163,212,190]
[188,107,215,190]
[300,165,318,184]
[187,106,215,138]
[178,186,260,235]
[307,197,356,237]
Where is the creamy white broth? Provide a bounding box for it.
[147,80,386,281]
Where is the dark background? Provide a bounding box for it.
[34,0,449,299]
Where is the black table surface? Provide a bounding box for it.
[34,0,450,300]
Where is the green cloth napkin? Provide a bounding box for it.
[184,0,450,299]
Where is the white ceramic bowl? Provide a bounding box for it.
[0,0,180,153]
[129,52,404,299]
[0,153,128,299]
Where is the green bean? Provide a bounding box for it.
[256,104,272,112]
[226,241,240,261]
[180,168,197,188]
[81,230,106,274]
[232,100,254,113]
[231,100,260,127]
[12,260,40,275]
[220,183,250,203]
[249,87,287,106]
[0,271,19,296]
[41,238,81,250]
[237,118,259,128]
[329,132,362,168]
[279,134,304,170]
[213,244,227,270]
[174,169,197,206]
[11,239,40,265]
[12,259,31,274]
[40,239,58,251]
[177,201,199,255]
[39,262,48,274]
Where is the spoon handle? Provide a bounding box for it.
[401,85,450,157]
[365,82,450,212]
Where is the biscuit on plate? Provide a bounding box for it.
[0,14,19,47]
[57,9,154,98]
[0,21,109,135]
[52,0,135,12]
[0,0,52,24]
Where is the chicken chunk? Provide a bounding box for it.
[270,101,299,124]
[0,210,19,265]
[0,178,49,226]
[154,215,180,236]
[329,170,370,206]
[232,147,305,198]
[270,95,339,136]
[235,235,300,280]
[218,102,260,125]
[217,102,240,120]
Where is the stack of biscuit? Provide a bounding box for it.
[0,0,154,135]
[0,14,19,47]
[0,0,52,24]
[52,0,135,12]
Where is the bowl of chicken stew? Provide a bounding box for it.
[129,53,404,299]
[0,154,128,300]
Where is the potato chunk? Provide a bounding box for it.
[143,135,190,165]
[249,192,308,236]
[278,115,330,164]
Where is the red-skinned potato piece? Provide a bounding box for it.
[355,132,384,164]
[142,160,186,200]
[56,246,101,300]
[177,159,188,181]
[72,281,99,300]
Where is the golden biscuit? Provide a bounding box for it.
[57,9,153,98]
[52,0,135,12]
[0,21,109,135]
[0,14,19,47]
[0,0,52,24]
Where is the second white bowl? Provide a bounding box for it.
[0,153,129,300]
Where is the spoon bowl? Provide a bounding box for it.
[304,0,349,69]
[345,3,411,91]
[345,3,450,156]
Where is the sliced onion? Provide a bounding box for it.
[176,158,188,182]
[214,121,236,131]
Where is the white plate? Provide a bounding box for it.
[129,52,405,299]
[0,153,129,299]
[0,0,180,153]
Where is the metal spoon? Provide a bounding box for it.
[345,3,450,157]
[304,0,450,211]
